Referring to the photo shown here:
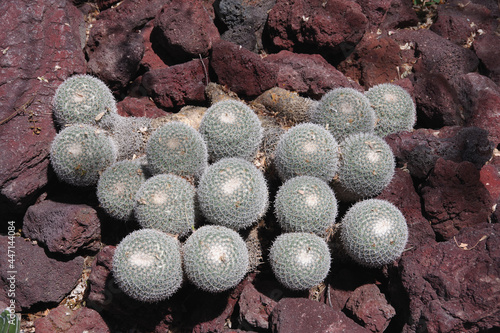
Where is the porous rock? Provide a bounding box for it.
[117,96,167,118]
[474,33,500,85]
[34,304,110,333]
[238,282,277,330]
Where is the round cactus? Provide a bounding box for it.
[334,132,395,201]
[53,74,117,128]
[199,99,263,161]
[340,199,408,267]
[182,225,249,293]
[107,114,152,161]
[274,123,340,182]
[310,87,376,142]
[134,174,196,237]
[96,160,147,221]
[365,83,416,137]
[50,124,117,187]
[269,232,331,290]
[146,121,208,177]
[112,229,183,302]
[197,158,268,230]
[274,176,338,237]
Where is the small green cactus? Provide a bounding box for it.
[334,132,395,202]
[112,229,183,302]
[274,176,338,237]
[269,232,331,290]
[146,121,208,178]
[365,83,416,137]
[340,199,408,267]
[0,309,20,333]
[274,123,340,182]
[182,225,249,293]
[50,124,117,187]
[53,74,117,128]
[197,157,268,230]
[134,174,196,237]
[310,87,376,142]
[199,99,263,161]
[96,160,147,221]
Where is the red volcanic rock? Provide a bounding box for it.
[23,200,101,255]
[266,0,368,56]
[421,158,494,240]
[211,40,278,98]
[264,50,361,98]
[117,96,167,118]
[399,223,500,333]
[154,0,220,62]
[0,0,86,221]
[34,305,110,333]
[87,245,116,311]
[139,20,168,71]
[377,0,419,30]
[474,34,500,85]
[238,282,277,330]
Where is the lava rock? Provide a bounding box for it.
[87,245,116,312]
[377,0,419,31]
[117,96,167,118]
[34,304,110,333]
[139,20,168,71]
[22,200,101,255]
[474,33,500,85]
[238,282,277,330]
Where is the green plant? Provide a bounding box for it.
[334,132,395,202]
[274,176,338,237]
[364,83,416,137]
[340,199,408,267]
[310,87,376,142]
[52,74,117,128]
[197,157,268,230]
[0,309,20,333]
[146,121,208,178]
[182,225,249,293]
[274,123,340,182]
[134,174,196,237]
[50,124,117,187]
[112,229,183,302]
[269,232,331,290]
[199,99,263,161]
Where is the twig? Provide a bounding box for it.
[0,96,35,125]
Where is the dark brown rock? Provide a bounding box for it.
[210,40,278,98]
[34,304,110,333]
[399,223,500,333]
[238,282,277,330]
[377,0,419,31]
[0,236,84,311]
[270,297,370,333]
[139,20,169,71]
[474,33,500,85]
[87,245,116,311]
[22,200,101,255]
[117,96,167,118]
[420,158,494,240]
[345,284,396,333]
[0,0,86,221]
[154,0,220,62]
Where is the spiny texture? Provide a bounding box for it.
[274,123,340,182]
[146,121,208,177]
[310,87,376,142]
[53,74,117,127]
[197,158,268,230]
[335,132,395,201]
[182,225,249,293]
[112,229,183,302]
[365,83,416,137]
[107,114,152,161]
[134,174,195,237]
[199,99,263,161]
[274,176,338,237]
[269,232,331,290]
[96,160,147,221]
[340,199,408,267]
[50,124,117,187]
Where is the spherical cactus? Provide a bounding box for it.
[53,74,117,128]
[134,174,196,237]
[310,87,376,142]
[182,225,249,293]
[96,160,147,221]
[199,99,263,161]
[107,114,152,161]
[365,83,416,137]
[146,121,208,177]
[269,232,331,290]
[50,124,117,187]
[334,132,395,201]
[274,176,338,237]
[112,229,183,302]
[340,199,408,267]
[197,158,268,230]
[274,123,340,182]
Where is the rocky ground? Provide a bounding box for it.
[1,0,500,332]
